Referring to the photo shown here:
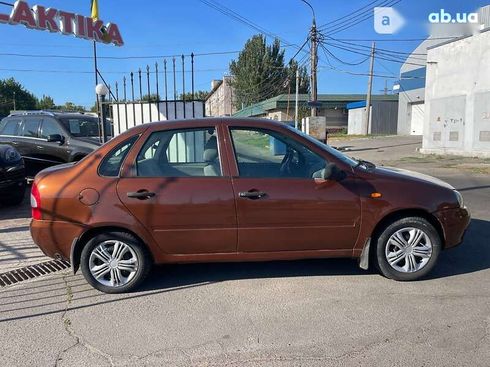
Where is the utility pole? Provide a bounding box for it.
[13,91,16,111]
[310,18,318,117]
[295,68,300,129]
[364,41,375,135]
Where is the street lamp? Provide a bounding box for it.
[95,83,109,143]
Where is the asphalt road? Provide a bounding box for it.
[0,136,489,366]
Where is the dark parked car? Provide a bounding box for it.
[30,118,470,293]
[0,144,26,206]
[0,111,107,176]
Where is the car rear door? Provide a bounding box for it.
[116,123,237,255]
[224,123,361,254]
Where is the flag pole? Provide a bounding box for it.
[91,0,100,114]
[93,40,99,114]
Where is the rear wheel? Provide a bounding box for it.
[80,232,152,293]
[374,217,441,281]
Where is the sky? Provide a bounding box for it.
[0,0,489,108]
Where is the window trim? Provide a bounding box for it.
[97,135,139,178]
[228,126,326,180]
[20,117,43,139]
[40,117,67,140]
[133,126,225,178]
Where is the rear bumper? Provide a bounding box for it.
[434,206,471,249]
[30,219,86,260]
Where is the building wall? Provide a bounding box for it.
[348,101,398,135]
[205,76,236,116]
[265,107,347,127]
[396,37,451,135]
[422,30,490,158]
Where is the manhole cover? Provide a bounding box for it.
[0,259,71,288]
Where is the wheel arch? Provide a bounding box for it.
[359,208,446,270]
[70,226,154,274]
[371,208,445,250]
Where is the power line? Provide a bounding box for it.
[320,0,401,35]
[0,67,228,74]
[325,42,426,67]
[318,0,382,30]
[0,50,241,60]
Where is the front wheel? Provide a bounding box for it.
[374,217,441,281]
[80,232,152,293]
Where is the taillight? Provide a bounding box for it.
[31,183,42,220]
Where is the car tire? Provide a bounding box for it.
[80,231,152,293]
[0,181,26,206]
[374,217,441,281]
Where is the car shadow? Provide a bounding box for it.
[427,218,490,279]
[140,257,368,292]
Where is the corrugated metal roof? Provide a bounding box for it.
[233,94,398,117]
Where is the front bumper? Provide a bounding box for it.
[434,206,471,249]
[30,219,86,260]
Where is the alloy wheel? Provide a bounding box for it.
[88,240,139,287]
[385,227,433,273]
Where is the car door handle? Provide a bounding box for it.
[238,190,267,199]
[127,190,156,200]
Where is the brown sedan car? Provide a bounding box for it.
[30,118,470,293]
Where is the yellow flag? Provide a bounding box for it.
[90,0,99,20]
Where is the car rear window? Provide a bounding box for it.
[98,135,138,177]
[0,119,21,136]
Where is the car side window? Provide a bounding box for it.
[136,127,221,177]
[40,119,64,139]
[230,127,326,179]
[0,119,21,136]
[22,118,41,138]
[98,136,138,177]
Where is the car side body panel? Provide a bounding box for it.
[29,118,470,269]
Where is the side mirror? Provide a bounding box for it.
[47,134,65,144]
[319,162,346,181]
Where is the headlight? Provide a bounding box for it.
[454,190,464,207]
[4,147,22,163]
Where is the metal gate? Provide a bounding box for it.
[100,53,206,137]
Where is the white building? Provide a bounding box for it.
[421,29,490,158]
[205,76,236,116]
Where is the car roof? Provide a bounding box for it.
[6,111,97,119]
[143,117,290,129]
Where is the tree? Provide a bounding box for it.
[0,78,37,117]
[59,102,86,112]
[286,60,309,95]
[179,90,209,100]
[36,94,56,110]
[229,35,309,110]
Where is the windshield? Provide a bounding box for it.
[60,117,102,138]
[284,124,358,168]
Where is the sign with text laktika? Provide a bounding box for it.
[0,0,123,46]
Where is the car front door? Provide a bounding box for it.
[226,125,361,254]
[117,125,237,255]
[38,117,70,164]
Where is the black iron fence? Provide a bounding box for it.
[100,53,206,136]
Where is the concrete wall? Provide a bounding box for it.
[205,76,236,116]
[422,30,490,158]
[348,107,371,135]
